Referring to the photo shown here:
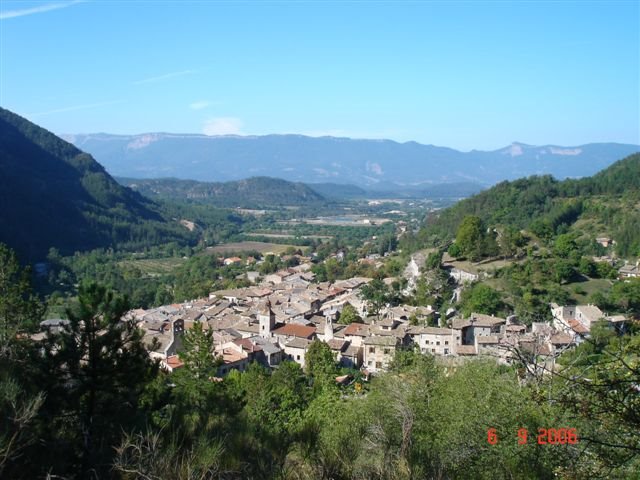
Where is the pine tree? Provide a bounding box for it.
[0,243,44,358]
[37,282,158,477]
[0,244,45,477]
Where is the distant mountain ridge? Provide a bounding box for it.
[115,176,482,204]
[117,176,326,208]
[63,132,639,187]
[305,182,368,199]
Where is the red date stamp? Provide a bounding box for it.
[487,428,578,445]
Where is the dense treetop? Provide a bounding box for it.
[422,153,640,257]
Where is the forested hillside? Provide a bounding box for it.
[305,182,368,199]
[117,176,326,208]
[394,154,640,324]
[421,153,640,257]
[0,108,200,260]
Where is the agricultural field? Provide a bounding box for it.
[245,232,333,240]
[118,257,187,276]
[280,215,392,227]
[205,241,307,255]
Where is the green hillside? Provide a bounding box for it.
[306,182,368,199]
[422,153,640,257]
[117,176,326,208]
[0,108,195,260]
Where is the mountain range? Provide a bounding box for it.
[3,104,639,262]
[63,132,639,187]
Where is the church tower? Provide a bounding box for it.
[324,315,334,341]
[258,300,275,338]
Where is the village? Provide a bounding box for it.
[123,251,633,379]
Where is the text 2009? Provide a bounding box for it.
[487,428,578,445]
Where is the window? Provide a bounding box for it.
[296,355,300,360]
[444,348,449,355]
[431,348,435,353]
[445,340,449,345]
[369,347,375,354]
[383,348,390,355]
[436,341,440,346]
[375,361,382,368]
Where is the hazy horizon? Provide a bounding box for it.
[61,130,640,154]
[1,1,638,151]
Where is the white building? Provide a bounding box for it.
[407,326,460,356]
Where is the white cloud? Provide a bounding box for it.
[27,100,123,117]
[133,70,196,85]
[0,0,85,20]
[202,117,244,136]
[189,100,211,110]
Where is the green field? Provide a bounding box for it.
[118,257,187,276]
[564,277,613,303]
[205,241,308,255]
[245,232,333,240]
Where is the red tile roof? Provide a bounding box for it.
[273,323,316,339]
[519,341,553,356]
[456,345,477,355]
[166,355,184,369]
[550,333,573,345]
[233,338,263,353]
[327,339,348,351]
[343,322,369,336]
[219,348,246,364]
[568,319,589,334]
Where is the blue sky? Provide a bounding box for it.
[1,0,638,150]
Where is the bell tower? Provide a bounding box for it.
[324,315,334,341]
[258,300,275,338]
